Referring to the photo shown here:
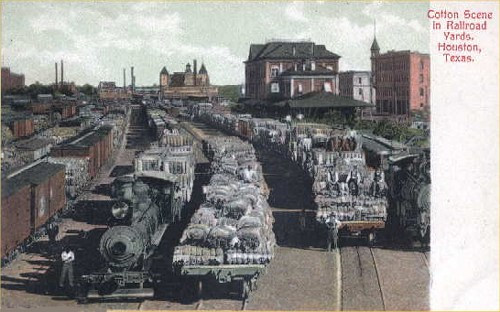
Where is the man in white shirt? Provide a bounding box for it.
[59,246,75,289]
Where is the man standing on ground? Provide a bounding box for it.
[299,209,307,245]
[59,246,75,291]
[327,218,342,251]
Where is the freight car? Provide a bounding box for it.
[193,107,430,246]
[51,125,114,179]
[173,136,275,302]
[1,162,66,265]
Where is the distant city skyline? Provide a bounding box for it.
[2,1,429,86]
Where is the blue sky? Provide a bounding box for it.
[1,1,429,86]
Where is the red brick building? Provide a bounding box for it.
[370,37,430,118]
[1,67,25,94]
[245,41,340,102]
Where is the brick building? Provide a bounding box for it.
[1,67,25,94]
[159,60,218,101]
[370,37,430,117]
[98,81,130,100]
[244,41,340,102]
[339,71,375,104]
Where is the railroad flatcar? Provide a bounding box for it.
[191,107,430,245]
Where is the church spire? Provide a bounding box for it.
[370,20,380,57]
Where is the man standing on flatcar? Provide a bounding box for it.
[47,223,59,244]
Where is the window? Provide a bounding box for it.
[271,83,280,93]
[298,83,303,95]
[420,60,424,70]
[271,66,279,78]
[311,61,316,71]
[358,77,362,84]
[358,88,363,95]
[326,66,333,71]
[419,74,424,83]
[420,88,424,97]
[324,82,332,92]
[420,103,424,108]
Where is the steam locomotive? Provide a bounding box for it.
[386,149,431,244]
[80,174,182,300]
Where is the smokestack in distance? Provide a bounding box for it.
[131,66,134,91]
[123,68,126,89]
[193,59,197,86]
[60,60,64,86]
[55,62,58,86]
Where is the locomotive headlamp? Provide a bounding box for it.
[111,201,130,219]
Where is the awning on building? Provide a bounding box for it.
[273,92,375,109]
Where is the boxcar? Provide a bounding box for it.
[1,162,66,258]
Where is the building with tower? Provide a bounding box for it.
[244,40,341,102]
[370,34,430,119]
[159,60,218,101]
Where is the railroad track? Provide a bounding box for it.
[420,251,430,269]
[194,298,247,310]
[340,245,387,311]
[369,247,387,311]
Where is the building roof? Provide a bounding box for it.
[274,92,375,109]
[1,111,33,124]
[160,66,169,75]
[198,63,207,74]
[362,134,407,153]
[15,138,52,151]
[60,125,113,149]
[2,162,65,198]
[376,50,430,58]
[247,41,340,62]
[339,70,371,75]
[370,37,380,51]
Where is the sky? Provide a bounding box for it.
[1,1,429,86]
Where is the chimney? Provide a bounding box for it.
[193,59,197,86]
[123,68,126,89]
[60,60,64,86]
[55,62,58,86]
[130,66,134,91]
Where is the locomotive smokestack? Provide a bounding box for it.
[55,62,58,86]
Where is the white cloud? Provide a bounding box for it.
[362,1,426,35]
[2,2,428,85]
[285,2,308,23]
